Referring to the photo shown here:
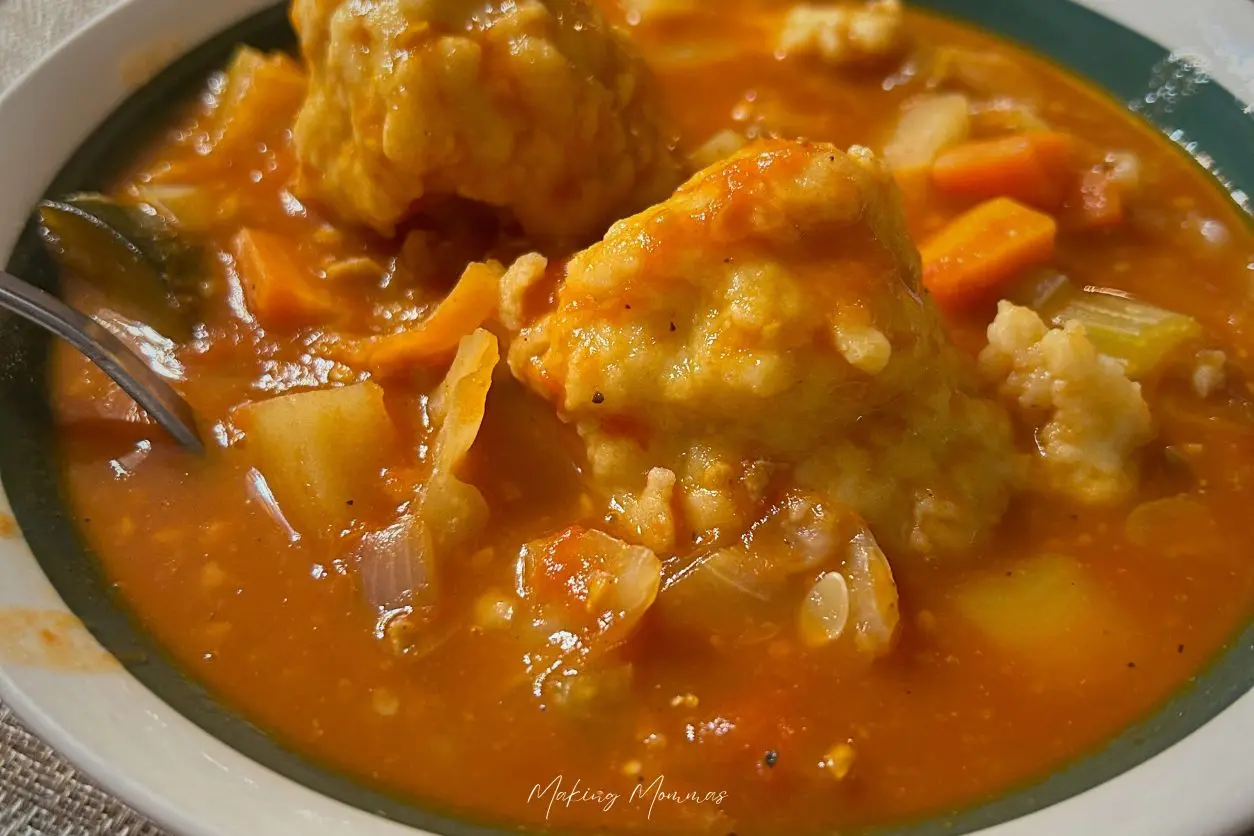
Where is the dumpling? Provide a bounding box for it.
[290,0,683,242]
[508,139,1019,557]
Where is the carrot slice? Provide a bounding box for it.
[365,261,501,376]
[920,197,1057,309]
[931,132,1077,210]
[233,228,335,328]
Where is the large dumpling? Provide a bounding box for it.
[508,139,1020,557]
[290,0,683,241]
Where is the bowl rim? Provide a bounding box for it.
[0,1,1252,836]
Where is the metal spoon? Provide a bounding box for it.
[0,269,204,453]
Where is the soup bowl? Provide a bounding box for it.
[0,1,1252,835]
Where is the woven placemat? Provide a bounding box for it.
[0,705,163,835]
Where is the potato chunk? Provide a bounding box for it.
[950,554,1129,671]
[291,0,682,240]
[235,381,395,537]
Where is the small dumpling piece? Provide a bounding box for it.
[776,1,906,68]
[980,300,1153,504]
[291,0,682,241]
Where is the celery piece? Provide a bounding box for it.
[1049,290,1201,378]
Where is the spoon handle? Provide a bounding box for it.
[0,269,204,453]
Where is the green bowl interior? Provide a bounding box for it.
[1,2,1251,835]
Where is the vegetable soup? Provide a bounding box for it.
[41,0,1254,833]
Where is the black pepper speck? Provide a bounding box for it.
[592,392,605,404]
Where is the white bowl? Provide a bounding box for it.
[0,2,1251,835]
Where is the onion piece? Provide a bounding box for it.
[418,329,497,553]
[353,515,437,616]
[883,93,971,173]
[244,467,300,544]
[844,530,900,658]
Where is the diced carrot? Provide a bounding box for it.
[931,132,1078,210]
[365,261,501,376]
[233,228,335,328]
[920,197,1057,309]
[1065,164,1125,230]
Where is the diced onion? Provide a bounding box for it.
[1104,150,1141,193]
[244,467,299,543]
[1191,349,1227,398]
[883,92,971,172]
[844,531,899,657]
[353,516,436,614]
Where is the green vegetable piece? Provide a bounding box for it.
[37,192,203,341]
[1009,268,1075,317]
[1049,289,1202,379]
